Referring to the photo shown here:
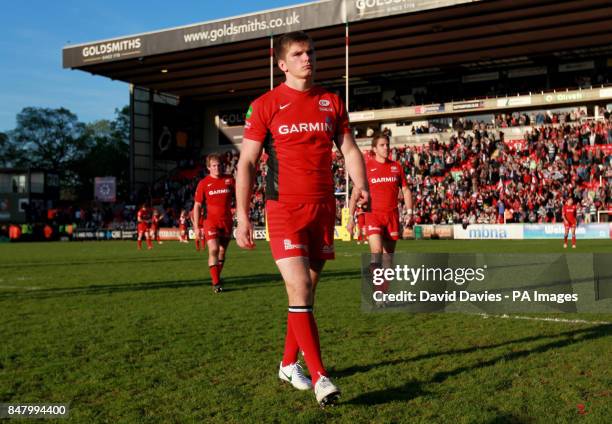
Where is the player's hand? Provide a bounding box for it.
[404,208,413,224]
[354,187,370,211]
[236,219,256,249]
[346,219,355,237]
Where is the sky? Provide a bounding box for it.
[0,0,298,132]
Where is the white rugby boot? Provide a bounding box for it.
[278,362,312,391]
[314,375,341,407]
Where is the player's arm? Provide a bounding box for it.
[193,202,202,232]
[402,185,413,223]
[346,187,359,235]
[399,165,412,223]
[336,133,369,207]
[236,138,264,249]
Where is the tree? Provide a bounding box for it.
[111,105,130,144]
[8,106,130,200]
[73,107,130,200]
[0,131,23,167]
[11,107,88,174]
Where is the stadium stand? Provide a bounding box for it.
[135,114,611,228]
[6,111,610,237]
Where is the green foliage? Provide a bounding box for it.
[6,106,129,200]
[11,107,88,172]
[0,240,610,423]
[0,131,21,167]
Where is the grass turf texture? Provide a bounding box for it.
[0,240,610,423]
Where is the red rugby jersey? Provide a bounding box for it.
[194,175,234,218]
[562,203,577,224]
[366,158,408,212]
[243,83,351,203]
[137,208,151,223]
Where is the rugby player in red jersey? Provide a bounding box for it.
[235,31,368,406]
[562,197,577,248]
[348,133,413,294]
[194,154,235,293]
[136,204,153,250]
[178,209,189,243]
[353,205,367,244]
[150,209,164,245]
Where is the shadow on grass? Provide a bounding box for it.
[0,269,361,301]
[0,255,204,269]
[338,324,611,406]
[484,414,528,424]
[344,379,426,405]
[428,323,611,384]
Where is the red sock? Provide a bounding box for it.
[564,235,568,244]
[137,239,142,249]
[218,260,224,275]
[146,238,152,249]
[195,239,200,250]
[572,235,576,246]
[380,278,390,294]
[281,318,299,366]
[209,264,220,285]
[288,307,326,385]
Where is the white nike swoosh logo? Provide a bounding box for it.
[280,103,291,110]
[370,169,376,171]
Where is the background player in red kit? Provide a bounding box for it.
[562,197,578,248]
[178,209,189,243]
[136,204,153,250]
[193,154,235,293]
[348,133,413,293]
[353,205,367,244]
[150,209,164,245]
[236,31,368,406]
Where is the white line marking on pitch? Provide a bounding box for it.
[0,285,41,290]
[479,313,610,325]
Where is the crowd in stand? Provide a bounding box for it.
[389,118,611,225]
[145,116,610,228]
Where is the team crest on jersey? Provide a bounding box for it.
[391,166,398,172]
[225,179,232,185]
[319,98,333,112]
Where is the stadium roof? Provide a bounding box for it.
[63,0,612,103]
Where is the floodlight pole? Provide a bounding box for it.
[270,36,274,90]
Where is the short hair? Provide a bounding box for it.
[274,31,313,62]
[206,153,222,167]
[371,132,389,148]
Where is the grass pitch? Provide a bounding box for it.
[0,240,610,423]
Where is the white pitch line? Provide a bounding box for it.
[0,285,41,290]
[479,313,611,325]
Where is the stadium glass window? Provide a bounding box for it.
[30,173,44,194]
[0,174,11,193]
[11,175,27,193]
